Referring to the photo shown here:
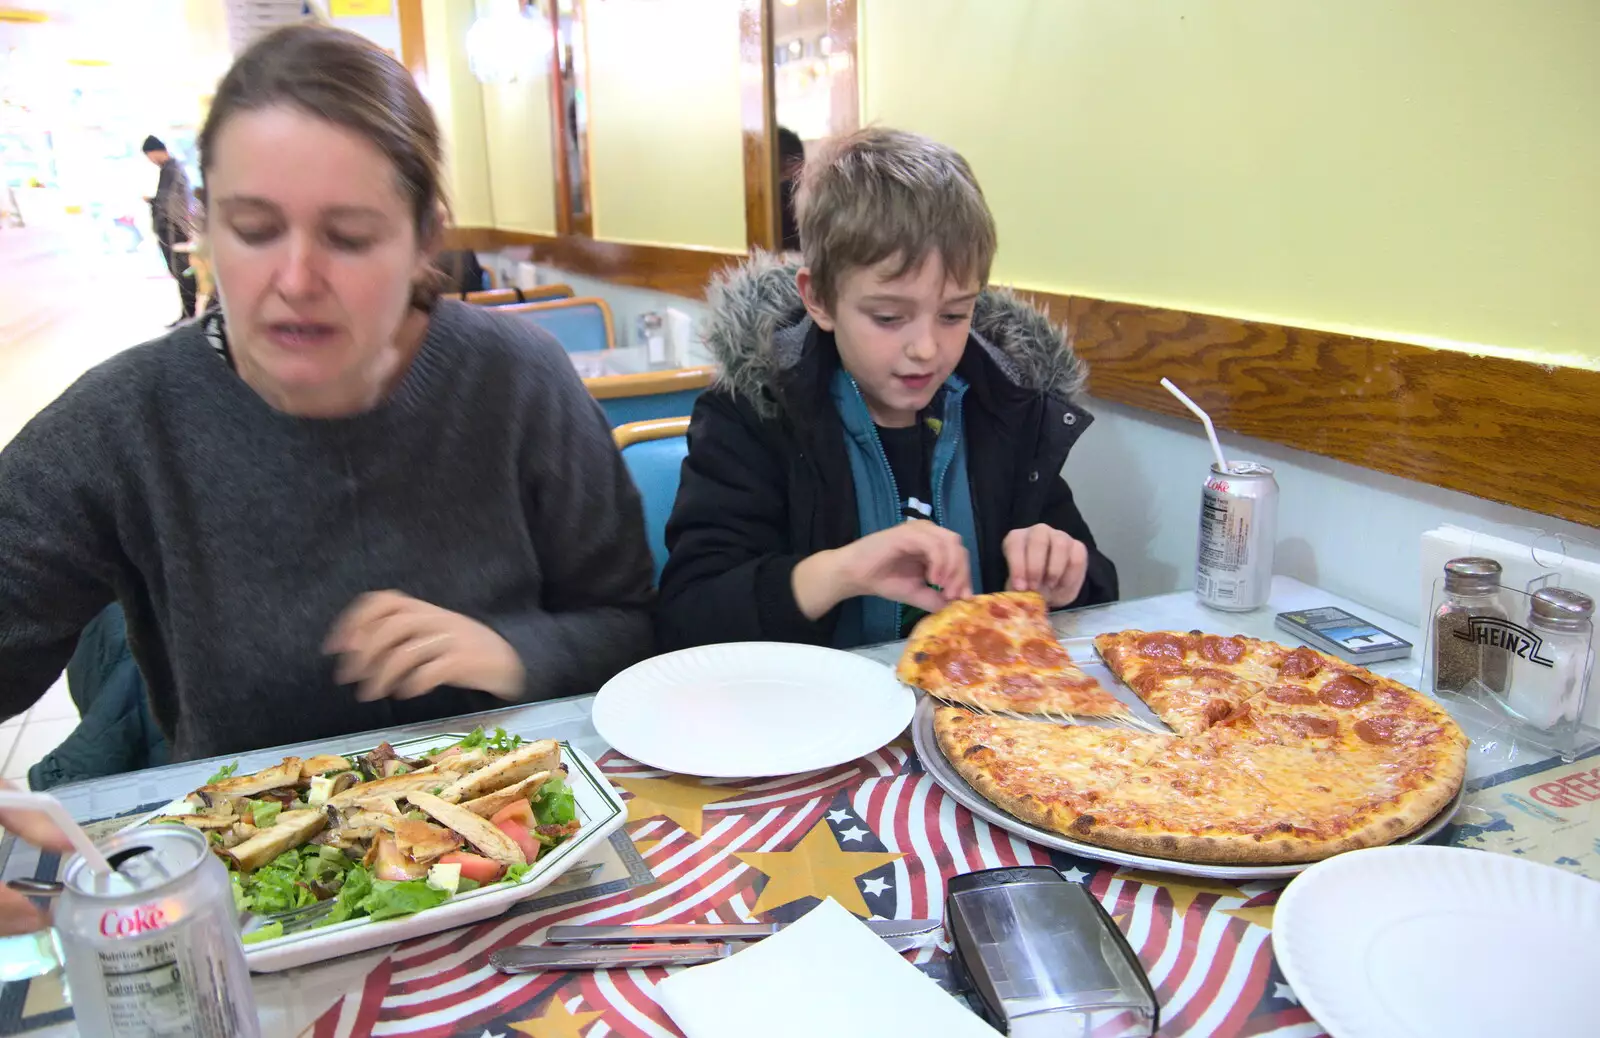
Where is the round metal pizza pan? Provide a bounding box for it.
[911,695,1467,881]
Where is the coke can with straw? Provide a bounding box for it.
[3,790,259,1037]
[1161,380,1279,612]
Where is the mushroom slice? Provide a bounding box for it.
[226,809,326,871]
[459,772,555,819]
[405,791,525,866]
[437,741,559,804]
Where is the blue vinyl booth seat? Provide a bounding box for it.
[499,297,615,353]
[588,366,715,428]
[614,418,691,581]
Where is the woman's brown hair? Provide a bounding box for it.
[198,23,447,304]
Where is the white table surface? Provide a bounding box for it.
[569,342,716,380]
[1,576,1548,1036]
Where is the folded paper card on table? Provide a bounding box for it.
[654,899,999,1038]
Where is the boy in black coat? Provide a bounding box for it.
[658,128,1116,650]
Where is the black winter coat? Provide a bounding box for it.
[656,259,1118,650]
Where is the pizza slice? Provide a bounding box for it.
[1091,630,1268,735]
[934,706,1172,836]
[900,592,1129,718]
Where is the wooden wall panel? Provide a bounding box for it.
[442,228,742,300]
[1044,293,1600,529]
[397,0,427,83]
[439,227,1600,527]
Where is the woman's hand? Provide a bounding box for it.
[0,783,72,937]
[792,521,973,620]
[325,591,525,702]
[1003,524,1089,608]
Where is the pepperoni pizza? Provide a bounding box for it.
[929,626,1466,864]
[896,592,1130,718]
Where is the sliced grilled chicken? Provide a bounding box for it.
[299,754,353,780]
[150,813,238,831]
[437,741,560,804]
[199,757,303,798]
[226,809,326,871]
[405,791,526,866]
[326,767,461,809]
[460,771,555,818]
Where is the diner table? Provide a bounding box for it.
[0,576,1589,1037]
[568,341,716,381]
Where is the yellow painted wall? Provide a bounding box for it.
[421,0,493,226]
[859,0,1600,369]
[585,0,746,251]
[475,0,556,235]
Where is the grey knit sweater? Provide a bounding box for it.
[0,300,655,761]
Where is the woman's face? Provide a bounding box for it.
[205,105,430,416]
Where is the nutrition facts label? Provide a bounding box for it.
[95,936,231,1038]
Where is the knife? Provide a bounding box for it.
[543,918,942,944]
[490,933,931,974]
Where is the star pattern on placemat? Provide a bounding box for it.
[736,818,903,917]
[1222,902,1277,929]
[508,995,603,1038]
[613,775,744,836]
[1117,869,1246,915]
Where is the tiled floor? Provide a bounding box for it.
[1,225,175,787]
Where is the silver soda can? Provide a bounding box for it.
[1194,461,1278,611]
[55,824,259,1037]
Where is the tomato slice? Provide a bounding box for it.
[437,852,504,886]
[491,799,535,829]
[494,819,539,863]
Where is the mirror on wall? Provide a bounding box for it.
[770,0,856,252]
[545,0,592,236]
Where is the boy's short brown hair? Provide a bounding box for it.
[795,126,997,309]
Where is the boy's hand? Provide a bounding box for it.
[1003,524,1089,609]
[792,521,973,620]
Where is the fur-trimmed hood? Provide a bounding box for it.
[702,253,1087,418]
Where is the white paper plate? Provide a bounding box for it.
[593,643,914,777]
[1275,846,1600,1038]
[134,735,627,972]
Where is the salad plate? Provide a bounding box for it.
[136,730,627,972]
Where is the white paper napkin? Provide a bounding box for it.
[654,898,1001,1038]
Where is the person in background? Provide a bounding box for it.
[141,135,198,324]
[777,125,805,253]
[0,24,655,764]
[657,127,1117,651]
[188,185,218,316]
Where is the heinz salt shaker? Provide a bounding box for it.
[1505,588,1595,731]
[1431,557,1510,696]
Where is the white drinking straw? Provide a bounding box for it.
[1160,378,1230,475]
[0,790,111,875]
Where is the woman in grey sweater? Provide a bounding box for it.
[0,25,654,762]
